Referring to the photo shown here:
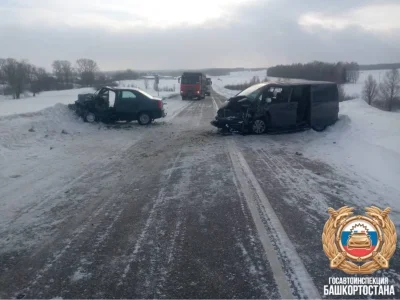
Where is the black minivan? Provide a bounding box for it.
[211,81,339,134]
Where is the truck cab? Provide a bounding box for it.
[179,72,207,100]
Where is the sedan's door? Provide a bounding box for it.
[115,90,139,120]
[266,86,298,128]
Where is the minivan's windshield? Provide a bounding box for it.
[236,83,266,101]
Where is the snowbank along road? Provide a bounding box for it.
[0,89,399,299]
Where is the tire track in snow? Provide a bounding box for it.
[117,99,207,289]
[227,138,320,299]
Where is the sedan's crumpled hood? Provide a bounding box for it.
[77,93,94,102]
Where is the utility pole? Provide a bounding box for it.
[155,75,160,96]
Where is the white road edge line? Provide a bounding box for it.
[211,94,219,112]
[211,90,320,299]
[227,143,294,299]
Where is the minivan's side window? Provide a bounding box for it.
[121,91,137,100]
[267,87,290,103]
[313,85,338,103]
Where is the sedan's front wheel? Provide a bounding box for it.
[84,112,96,123]
[252,119,266,134]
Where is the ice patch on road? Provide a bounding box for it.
[71,266,91,282]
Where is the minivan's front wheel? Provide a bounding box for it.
[84,112,96,123]
[252,119,266,134]
[138,112,152,125]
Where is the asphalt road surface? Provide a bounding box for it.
[1,90,399,299]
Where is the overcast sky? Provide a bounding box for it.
[0,0,399,71]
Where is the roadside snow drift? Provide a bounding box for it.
[0,88,94,117]
[302,99,400,192]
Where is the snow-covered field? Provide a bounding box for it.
[342,69,387,99]
[209,68,390,100]
[209,70,268,98]
[0,88,94,117]
[117,77,180,99]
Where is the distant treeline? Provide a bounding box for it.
[359,63,400,71]
[148,68,256,77]
[0,56,157,99]
[267,61,360,84]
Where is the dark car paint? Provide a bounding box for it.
[211,81,339,133]
[74,87,166,123]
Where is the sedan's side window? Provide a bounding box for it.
[121,91,137,100]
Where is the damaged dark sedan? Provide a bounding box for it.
[211,81,339,134]
[70,86,166,125]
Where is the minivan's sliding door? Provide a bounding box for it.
[267,86,297,127]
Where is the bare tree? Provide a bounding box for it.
[347,70,360,84]
[52,60,63,83]
[76,58,99,87]
[30,67,49,96]
[362,75,378,105]
[52,60,73,88]
[144,78,149,89]
[0,58,5,81]
[1,58,31,99]
[379,69,400,111]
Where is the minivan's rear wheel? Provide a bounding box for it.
[312,125,327,132]
[84,112,96,123]
[138,112,152,125]
[252,119,266,134]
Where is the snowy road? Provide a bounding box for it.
[0,90,399,299]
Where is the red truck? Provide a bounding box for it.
[179,72,207,100]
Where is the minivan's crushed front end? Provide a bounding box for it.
[211,97,253,132]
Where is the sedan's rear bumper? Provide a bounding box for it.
[153,109,166,119]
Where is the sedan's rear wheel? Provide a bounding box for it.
[138,112,152,125]
[252,119,266,134]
